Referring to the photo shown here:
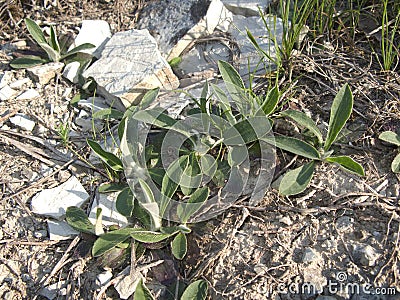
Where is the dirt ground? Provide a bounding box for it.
[0,1,399,299]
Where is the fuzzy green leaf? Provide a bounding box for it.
[134,278,155,300]
[98,183,128,193]
[325,156,365,176]
[171,232,187,260]
[263,136,320,159]
[379,131,400,147]
[139,88,160,110]
[10,56,48,69]
[325,84,353,150]
[279,161,315,196]
[61,43,95,59]
[391,152,400,173]
[130,231,172,243]
[25,18,47,45]
[49,25,60,52]
[39,42,61,62]
[66,206,95,234]
[223,117,271,146]
[180,153,202,196]
[87,139,124,171]
[92,108,124,120]
[177,187,209,224]
[92,228,135,256]
[280,110,323,145]
[181,280,208,300]
[260,86,280,116]
[116,187,134,217]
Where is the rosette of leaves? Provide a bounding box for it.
[379,131,400,173]
[263,84,365,195]
[10,18,95,69]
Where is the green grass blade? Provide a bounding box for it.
[324,84,353,150]
[279,161,315,196]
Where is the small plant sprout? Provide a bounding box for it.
[379,131,400,173]
[263,83,365,196]
[10,18,95,69]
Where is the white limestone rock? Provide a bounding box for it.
[31,176,89,220]
[62,61,80,83]
[16,88,40,100]
[88,192,129,228]
[83,29,179,108]
[0,85,18,101]
[27,62,64,85]
[9,113,35,131]
[222,0,272,16]
[69,20,111,58]
[0,71,13,89]
[47,220,79,240]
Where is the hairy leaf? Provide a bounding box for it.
[116,187,134,217]
[181,280,208,300]
[134,278,154,300]
[87,139,124,171]
[379,131,400,147]
[392,152,400,173]
[171,232,187,260]
[263,136,320,159]
[279,161,315,195]
[325,156,365,176]
[66,206,95,234]
[10,56,48,69]
[177,187,209,224]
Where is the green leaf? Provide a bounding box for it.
[92,108,124,120]
[279,161,315,196]
[87,139,124,171]
[134,108,176,129]
[218,60,249,115]
[148,168,165,186]
[61,43,95,60]
[379,131,400,147]
[168,57,182,68]
[10,56,48,69]
[130,231,172,243]
[259,86,280,116]
[49,25,60,52]
[66,206,95,234]
[325,84,353,150]
[280,110,323,145]
[227,145,247,167]
[211,83,235,124]
[199,154,217,177]
[94,208,104,236]
[325,156,365,176]
[223,117,271,146]
[25,18,47,45]
[181,280,208,300]
[177,187,209,224]
[180,153,202,196]
[99,183,128,193]
[200,80,209,113]
[138,179,155,204]
[39,42,61,62]
[134,278,155,300]
[116,187,134,217]
[392,152,400,173]
[263,136,320,159]
[92,228,134,256]
[139,88,160,110]
[171,232,187,260]
[132,199,152,229]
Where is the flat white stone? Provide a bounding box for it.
[88,192,129,228]
[0,85,18,101]
[16,88,40,100]
[9,77,31,89]
[78,97,110,113]
[31,176,89,220]
[0,71,13,88]
[83,29,179,108]
[70,20,112,58]
[9,113,35,131]
[27,62,64,85]
[222,0,271,16]
[62,62,80,83]
[47,220,79,240]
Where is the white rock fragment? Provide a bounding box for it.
[9,113,35,131]
[27,62,64,85]
[47,220,79,240]
[31,176,89,220]
[89,192,128,227]
[0,71,13,88]
[83,29,179,108]
[9,77,31,89]
[70,20,112,58]
[168,0,233,60]
[302,247,320,263]
[16,88,40,100]
[39,280,67,300]
[0,85,18,101]
[353,244,380,267]
[62,61,80,83]
[114,266,143,300]
[222,0,271,16]
[79,97,110,114]
[96,270,113,288]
